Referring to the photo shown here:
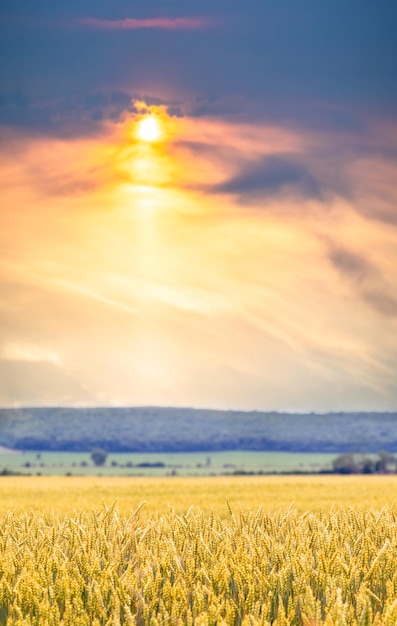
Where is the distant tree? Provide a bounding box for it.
[361,457,375,474]
[332,453,359,474]
[375,451,394,474]
[91,448,108,467]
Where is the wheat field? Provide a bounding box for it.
[1,477,397,624]
[1,475,397,515]
[1,503,397,625]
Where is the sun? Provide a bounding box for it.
[136,116,162,142]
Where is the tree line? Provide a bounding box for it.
[89,449,397,474]
[332,452,396,474]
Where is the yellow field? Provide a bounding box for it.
[1,503,397,625]
[1,477,397,624]
[0,474,397,515]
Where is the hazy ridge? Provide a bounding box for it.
[0,407,396,453]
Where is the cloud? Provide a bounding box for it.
[0,359,94,407]
[0,15,212,32]
[0,90,137,136]
[177,117,397,228]
[77,17,212,31]
[329,247,397,318]
[0,111,396,410]
[0,343,62,366]
[1,1,396,132]
[364,292,397,318]
[329,248,371,282]
[211,155,323,203]
[347,155,397,225]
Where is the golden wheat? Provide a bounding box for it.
[1,476,397,516]
[1,504,397,625]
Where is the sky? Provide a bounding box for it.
[0,0,396,411]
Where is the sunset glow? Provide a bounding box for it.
[1,2,396,411]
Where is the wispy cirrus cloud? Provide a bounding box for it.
[78,17,213,31]
[329,246,397,319]
[0,15,214,32]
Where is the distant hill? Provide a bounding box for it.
[0,407,396,453]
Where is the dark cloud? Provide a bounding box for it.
[329,248,372,283]
[329,247,397,318]
[211,155,323,202]
[190,95,250,119]
[0,91,136,135]
[364,292,397,318]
